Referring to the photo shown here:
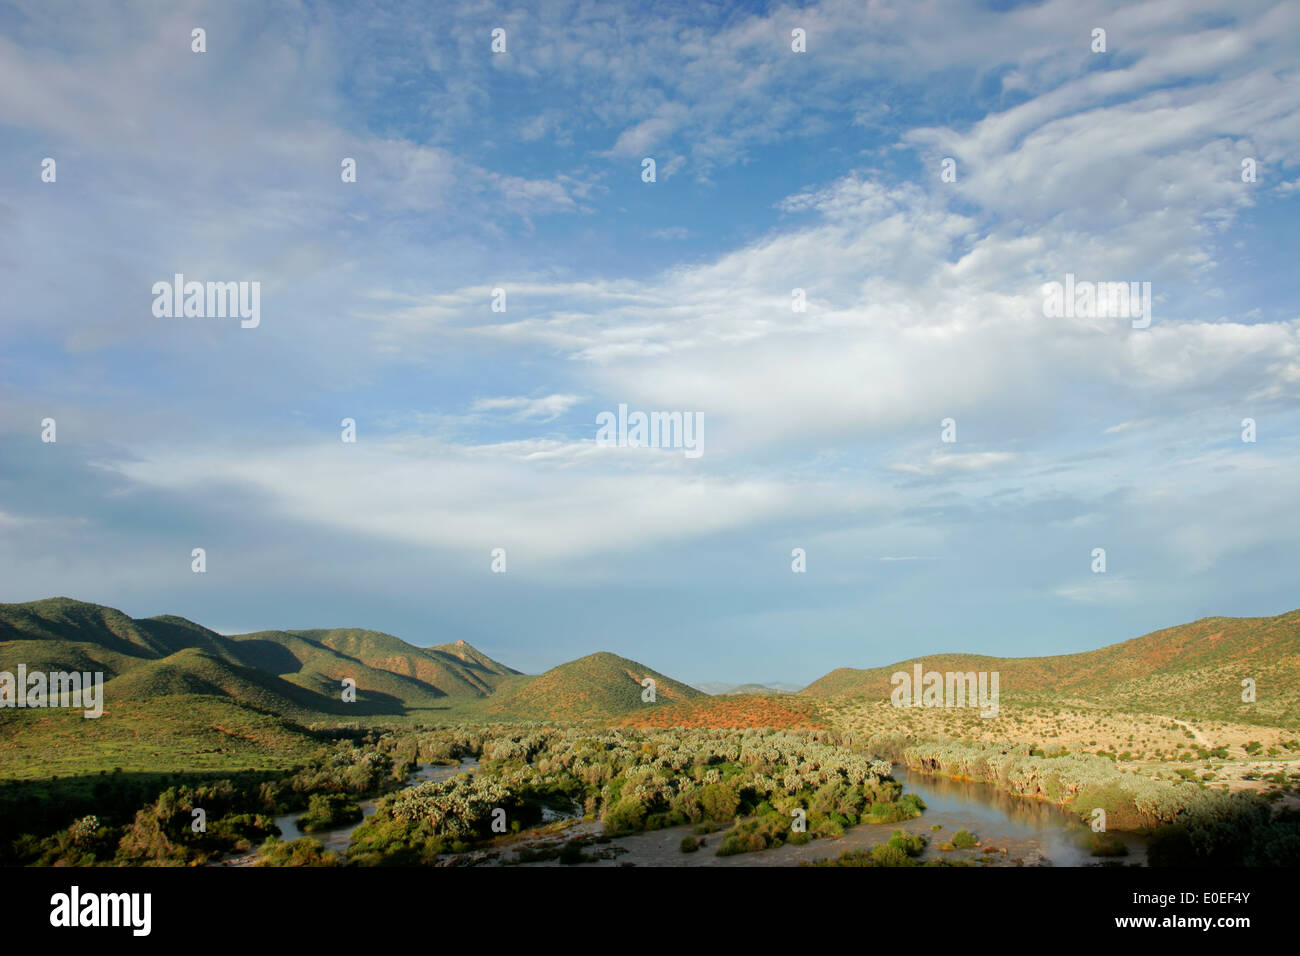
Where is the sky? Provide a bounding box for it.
[1,0,1298,687]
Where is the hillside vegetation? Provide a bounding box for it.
[799,610,1300,726]
[0,599,702,776]
[487,652,703,721]
[4,597,1298,786]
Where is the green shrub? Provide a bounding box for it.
[296,793,362,832]
[256,837,341,867]
[887,829,928,856]
[941,829,978,849]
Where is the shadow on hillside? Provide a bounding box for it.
[225,639,306,675]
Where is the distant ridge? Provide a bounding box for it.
[0,598,706,727]
[694,681,798,695]
[798,610,1300,723]
[6,597,1295,730]
[0,598,520,719]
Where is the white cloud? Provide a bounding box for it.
[889,452,1019,475]
[96,439,854,562]
[470,394,584,421]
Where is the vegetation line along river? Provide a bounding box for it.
[229,755,1145,867]
[220,757,480,866]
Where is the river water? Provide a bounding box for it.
[507,764,1149,867]
[892,765,1149,866]
[217,756,478,865]
[221,756,1147,867]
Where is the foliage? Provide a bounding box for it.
[256,836,342,866]
[296,793,362,832]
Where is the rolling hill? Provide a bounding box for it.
[799,609,1300,724]
[724,683,791,695]
[693,681,797,695]
[486,651,704,721]
[6,595,1297,771]
[0,599,702,728]
[0,598,518,722]
[0,598,717,774]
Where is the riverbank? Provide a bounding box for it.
[214,757,479,866]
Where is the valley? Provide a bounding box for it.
[2,597,1298,867]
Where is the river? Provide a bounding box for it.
[503,763,1149,867]
[217,756,479,865]
[221,756,1147,867]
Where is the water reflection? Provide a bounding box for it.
[893,765,1148,866]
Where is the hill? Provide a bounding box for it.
[0,598,517,722]
[799,609,1300,724]
[693,681,795,695]
[487,651,704,721]
[725,683,790,695]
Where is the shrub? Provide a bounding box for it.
[256,837,341,867]
[870,844,913,867]
[948,829,978,848]
[887,829,928,857]
[296,793,362,832]
[697,783,740,823]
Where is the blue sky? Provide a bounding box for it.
[1,0,1298,687]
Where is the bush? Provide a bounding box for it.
[296,793,362,832]
[256,837,342,867]
[940,829,978,850]
[951,829,977,847]
[717,833,763,857]
[697,783,740,823]
[870,844,914,866]
[867,794,924,824]
[887,829,928,857]
[603,797,648,834]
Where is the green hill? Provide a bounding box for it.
[0,599,517,721]
[487,651,704,721]
[0,598,716,775]
[99,647,409,719]
[0,598,539,777]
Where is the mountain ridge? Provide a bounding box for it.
[797,609,1300,723]
[5,598,1297,727]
